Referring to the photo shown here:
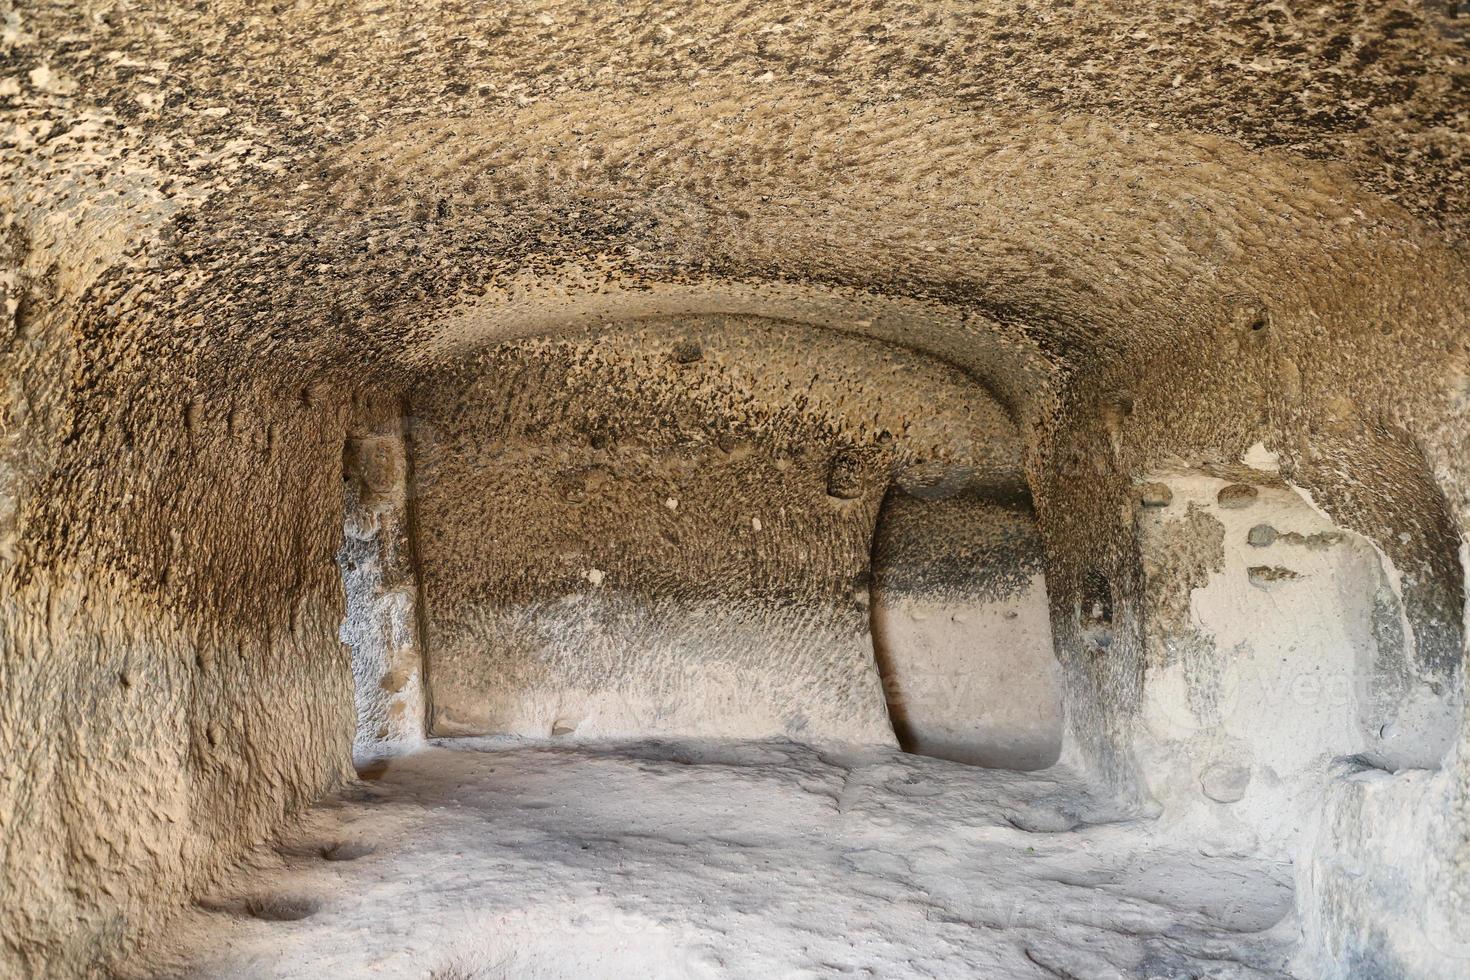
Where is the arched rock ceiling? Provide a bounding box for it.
[4,2,1468,417]
[3,0,1468,616]
[412,313,1027,490]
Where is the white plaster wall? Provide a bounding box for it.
[1291,542,1470,978]
[1134,471,1458,856]
[1294,761,1468,978]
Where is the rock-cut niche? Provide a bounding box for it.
[868,481,1064,769]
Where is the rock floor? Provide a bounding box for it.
[129,739,1299,979]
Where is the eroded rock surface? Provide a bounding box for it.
[1,1,1467,977]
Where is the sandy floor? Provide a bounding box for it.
[129,739,1299,979]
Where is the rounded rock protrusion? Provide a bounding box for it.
[1248,565,1300,590]
[1247,524,1277,547]
[1138,483,1173,508]
[1217,484,1258,509]
[1200,764,1251,804]
[555,472,588,504]
[671,339,703,364]
[826,450,866,500]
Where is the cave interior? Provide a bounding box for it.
[3,2,1470,978]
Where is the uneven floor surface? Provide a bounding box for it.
[129,740,1299,979]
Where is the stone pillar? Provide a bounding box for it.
[339,399,428,756]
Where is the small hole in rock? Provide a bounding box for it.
[243,895,319,922]
[320,841,376,862]
[356,759,390,781]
